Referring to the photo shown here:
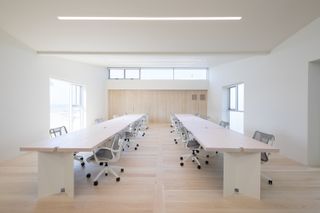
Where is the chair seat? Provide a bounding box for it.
[187,139,200,149]
[87,149,113,162]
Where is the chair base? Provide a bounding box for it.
[87,165,124,186]
[74,154,85,167]
[262,173,273,185]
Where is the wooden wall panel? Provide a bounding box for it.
[108,90,207,123]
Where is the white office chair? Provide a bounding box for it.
[252,131,275,185]
[86,134,124,186]
[49,126,85,167]
[123,116,148,151]
[171,116,185,144]
[95,118,105,124]
[122,121,139,151]
[179,127,209,169]
[219,120,230,129]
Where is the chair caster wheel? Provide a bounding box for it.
[136,144,139,147]
[134,147,138,150]
[81,162,85,167]
[206,155,210,158]
[174,139,177,142]
[192,159,195,162]
[180,157,183,161]
[180,162,184,167]
[121,168,124,173]
[86,173,91,178]
[196,150,200,153]
[80,157,84,160]
[99,162,103,166]
[105,162,108,166]
[175,141,178,144]
[197,165,201,169]
[142,133,145,136]
[122,149,125,151]
[93,181,98,186]
[216,151,218,154]
[116,177,120,182]
[105,173,108,176]
[268,180,273,185]
[205,161,209,165]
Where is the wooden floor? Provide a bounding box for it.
[1,123,320,213]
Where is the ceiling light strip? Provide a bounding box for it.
[57,16,242,21]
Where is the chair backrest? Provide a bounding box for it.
[95,118,105,124]
[252,131,275,162]
[49,126,68,138]
[219,121,230,129]
[111,134,122,151]
[180,127,189,142]
[111,134,123,160]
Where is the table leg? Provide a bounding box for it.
[38,152,74,198]
[223,152,261,199]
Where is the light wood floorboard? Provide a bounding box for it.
[1,123,320,213]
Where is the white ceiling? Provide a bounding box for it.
[0,0,319,67]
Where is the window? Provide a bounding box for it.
[108,67,208,80]
[109,68,124,79]
[229,86,237,110]
[228,83,244,134]
[174,68,207,80]
[237,83,244,111]
[50,79,86,132]
[140,68,173,80]
[125,68,140,79]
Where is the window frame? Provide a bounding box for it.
[173,68,207,80]
[124,68,140,80]
[108,67,208,80]
[109,68,125,79]
[228,83,244,112]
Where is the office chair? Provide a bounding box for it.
[219,120,230,128]
[49,126,85,167]
[170,115,179,133]
[172,120,184,144]
[122,118,145,151]
[179,127,209,169]
[95,118,105,124]
[86,134,124,186]
[252,131,275,185]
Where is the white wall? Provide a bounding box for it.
[0,29,107,161]
[308,60,320,166]
[208,18,320,165]
[107,79,208,90]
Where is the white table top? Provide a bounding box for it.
[20,114,145,152]
[175,114,279,153]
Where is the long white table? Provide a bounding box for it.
[175,114,279,199]
[20,114,145,198]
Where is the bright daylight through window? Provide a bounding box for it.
[108,67,207,80]
[50,79,86,132]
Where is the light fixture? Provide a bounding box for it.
[57,16,242,21]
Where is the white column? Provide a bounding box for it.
[38,152,74,198]
[223,152,261,199]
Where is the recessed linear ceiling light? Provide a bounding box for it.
[57,16,242,21]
